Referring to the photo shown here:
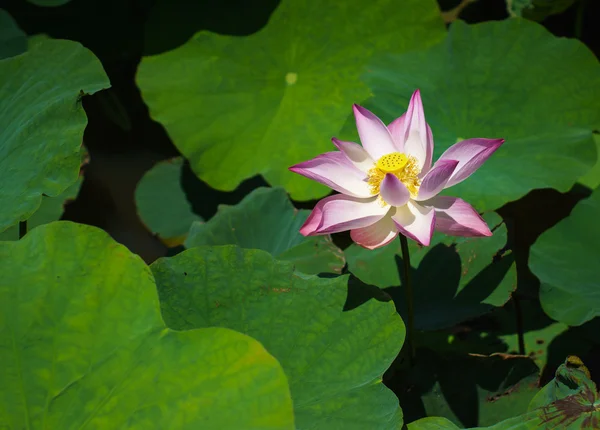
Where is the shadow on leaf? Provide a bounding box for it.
[317,272,394,312]
[385,243,515,331]
[388,346,539,427]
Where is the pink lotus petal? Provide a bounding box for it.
[437,138,505,188]
[380,173,411,207]
[392,201,435,246]
[429,196,492,237]
[388,113,406,152]
[421,124,434,177]
[332,138,375,173]
[402,90,432,172]
[289,152,372,198]
[299,196,329,236]
[404,130,426,171]
[353,104,397,160]
[350,214,398,249]
[314,195,390,235]
[415,159,459,201]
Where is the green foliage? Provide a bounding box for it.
[0,222,295,429]
[0,9,26,59]
[185,187,345,274]
[151,245,405,429]
[3,2,600,428]
[397,351,540,427]
[409,417,461,429]
[135,157,202,246]
[0,177,82,241]
[579,133,600,189]
[506,0,578,21]
[492,302,569,371]
[530,189,600,325]
[528,356,591,411]
[136,0,446,200]
[345,213,516,330]
[409,356,600,429]
[362,18,600,211]
[0,36,109,232]
[485,356,599,429]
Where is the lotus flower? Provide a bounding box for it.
[289,90,504,249]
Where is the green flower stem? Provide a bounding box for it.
[399,234,416,365]
[513,293,526,355]
[19,220,27,239]
[575,0,587,40]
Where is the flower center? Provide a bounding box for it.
[376,152,408,173]
[368,152,421,202]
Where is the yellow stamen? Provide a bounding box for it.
[368,152,421,205]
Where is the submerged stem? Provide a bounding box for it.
[399,234,416,365]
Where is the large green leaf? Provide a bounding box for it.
[0,222,294,429]
[530,189,600,326]
[0,37,109,232]
[362,18,600,211]
[135,157,202,247]
[345,213,516,330]
[0,9,26,60]
[0,177,82,241]
[408,417,460,430]
[185,187,345,275]
[151,246,405,429]
[137,0,445,200]
[579,133,600,189]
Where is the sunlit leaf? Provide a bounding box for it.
[362,19,600,211]
[185,187,345,274]
[408,417,460,429]
[0,222,295,429]
[151,245,405,429]
[137,0,445,200]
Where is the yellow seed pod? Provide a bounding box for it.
[376,152,408,173]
